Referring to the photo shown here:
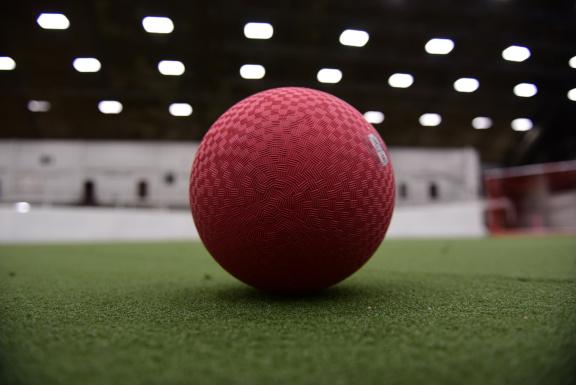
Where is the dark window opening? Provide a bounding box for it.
[137,180,149,200]
[81,179,97,206]
[399,183,408,199]
[164,172,175,185]
[429,182,439,200]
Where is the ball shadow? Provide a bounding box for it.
[169,277,428,313]
[210,283,369,304]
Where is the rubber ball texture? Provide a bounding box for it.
[190,87,395,292]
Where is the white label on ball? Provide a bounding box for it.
[368,134,388,166]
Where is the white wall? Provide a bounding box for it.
[0,201,485,243]
[0,140,479,208]
[392,147,480,204]
[0,140,198,207]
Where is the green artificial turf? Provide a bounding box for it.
[0,237,575,385]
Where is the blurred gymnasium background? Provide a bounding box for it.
[0,0,575,242]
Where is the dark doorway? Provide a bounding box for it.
[81,179,97,206]
[137,180,148,201]
[429,182,439,201]
[399,183,408,200]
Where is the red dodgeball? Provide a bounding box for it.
[189,87,395,293]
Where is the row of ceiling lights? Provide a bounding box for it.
[27,99,193,116]
[364,112,533,132]
[0,52,549,99]
[25,12,575,63]
[24,98,533,131]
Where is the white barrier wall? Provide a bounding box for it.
[0,206,198,243]
[0,201,486,243]
[386,200,486,238]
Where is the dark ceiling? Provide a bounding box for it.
[0,0,575,165]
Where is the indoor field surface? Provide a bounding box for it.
[1,237,575,385]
